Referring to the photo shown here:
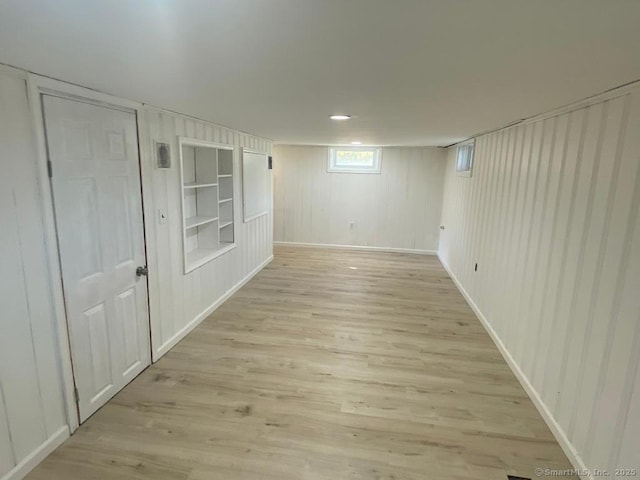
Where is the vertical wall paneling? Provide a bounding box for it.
[140,108,273,360]
[520,115,567,376]
[541,105,603,415]
[584,94,640,468]
[570,96,631,453]
[614,349,640,474]
[532,110,584,392]
[439,85,640,478]
[0,68,68,480]
[0,65,273,479]
[496,126,526,343]
[0,385,13,476]
[273,145,446,253]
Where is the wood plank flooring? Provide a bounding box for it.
[28,246,577,480]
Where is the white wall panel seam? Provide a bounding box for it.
[551,101,606,422]
[577,95,632,454]
[610,312,640,472]
[504,125,536,351]
[586,146,640,460]
[522,115,566,377]
[512,120,546,362]
[0,382,16,468]
[495,127,522,337]
[17,232,49,441]
[538,110,588,397]
[565,100,623,438]
[492,128,517,332]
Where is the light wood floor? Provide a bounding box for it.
[28,246,576,480]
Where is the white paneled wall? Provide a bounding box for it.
[274,145,445,252]
[141,108,273,360]
[0,68,68,479]
[0,63,273,479]
[439,85,640,478]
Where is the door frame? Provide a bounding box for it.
[26,73,153,433]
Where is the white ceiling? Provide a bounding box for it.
[1,0,639,146]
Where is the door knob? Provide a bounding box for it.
[136,266,148,277]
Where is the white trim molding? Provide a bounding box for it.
[155,255,274,359]
[25,72,152,434]
[25,73,91,434]
[0,427,69,480]
[438,254,592,480]
[275,241,437,255]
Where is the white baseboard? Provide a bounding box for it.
[1,426,69,480]
[274,241,437,255]
[154,255,274,360]
[437,253,591,480]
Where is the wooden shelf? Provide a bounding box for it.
[180,137,236,273]
[185,215,218,229]
[184,182,218,189]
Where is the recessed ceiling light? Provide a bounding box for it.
[351,141,362,145]
[330,114,351,120]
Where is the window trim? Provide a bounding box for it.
[456,139,475,178]
[327,146,382,174]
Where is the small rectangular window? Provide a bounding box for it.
[456,140,475,177]
[328,147,381,174]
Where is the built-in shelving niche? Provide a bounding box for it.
[179,137,235,274]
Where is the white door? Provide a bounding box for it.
[43,95,150,422]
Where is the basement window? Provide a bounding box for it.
[328,147,381,174]
[456,140,475,177]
